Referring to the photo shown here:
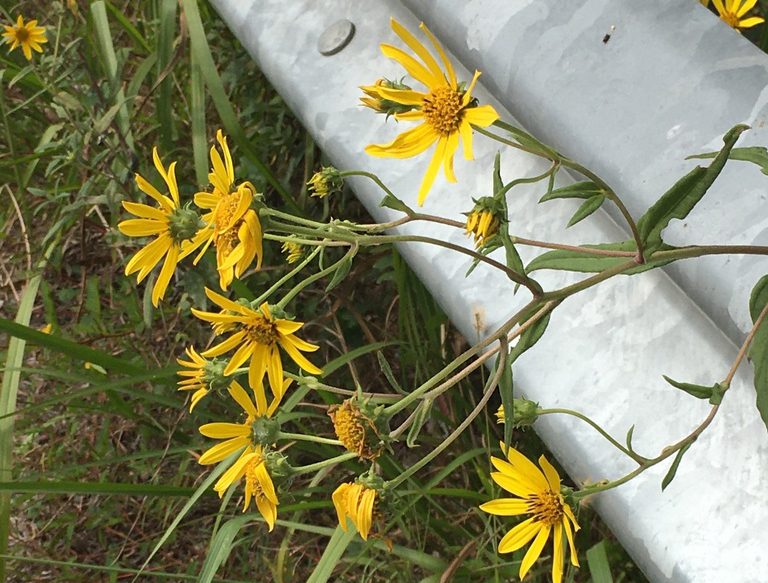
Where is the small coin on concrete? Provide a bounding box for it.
[318,19,355,56]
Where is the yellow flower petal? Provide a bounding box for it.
[417,137,448,205]
[519,525,551,581]
[478,498,530,516]
[198,436,248,465]
[390,18,444,84]
[199,422,250,439]
[498,517,540,553]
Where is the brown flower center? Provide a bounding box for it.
[422,86,463,135]
[329,400,380,460]
[527,490,564,526]
[243,315,278,346]
[15,27,30,43]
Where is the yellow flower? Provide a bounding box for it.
[198,381,283,529]
[332,482,378,541]
[281,240,304,264]
[480,445,580,583]
[192,287,322,395]
[307,166,343,198]
[360,78,418,116]
[465,209,499,248]
[364,18,499,205]
[118,147,204,307]
[177,346,237,411]
[190,130,263,290]
[2,15,47,61]
[711,0,764,29]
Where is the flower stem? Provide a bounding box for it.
[290,452,357,476]
[538,408,648,464]
[254,245,322,306]
[278,432,342,446]
[386,341,507,490]
[276,243,359,309]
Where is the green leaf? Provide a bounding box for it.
[499,357,514,452]
[688,146,768,176]
[197,515,254,583]
[499,229,525,280]
[625,424,635,452]
[306,526,356,583]
[406,397,433,447]
[0,481,198,496]
[636,124,748,255]
[379,193,414,215]
[661,442,693,491]
[0,271,43,580]
[0,318,153,376]
[508,309,551,364]
[325,249,355,292]
[182,0,298,213]
[322,341,396,377]
[376,351,406,395]
[748,275,768,432]
[526,240,675,275]
[586,540,614,583]
[566,195,605,228]
[539,181,603,203]
[662,375,716,400]
[135,451,240,580]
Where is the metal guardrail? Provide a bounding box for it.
[211,1,768,581]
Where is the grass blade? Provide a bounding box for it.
[181,0,299,212]
[306,526,356,583]
[0,272,44,581]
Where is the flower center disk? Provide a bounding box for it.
[527,490,564,526]
[244,316,278,345]
[215,192,243,232]
[422,86,463,135]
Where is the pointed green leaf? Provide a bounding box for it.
[662,375,715,400]
[406,398,433,448]
[748,274,768,432]
[379,193,414,215]
[586,540,614,583]
[637,124,748,254]
[566,195,605,228]
[499,358,514,452]
[661,442,693,491]
[539,181,603,203]
[688,146,768,176]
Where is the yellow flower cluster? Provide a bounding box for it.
[3,15,47,61]
[118,131,264,306]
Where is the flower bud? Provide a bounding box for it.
[495,398,540,429]
[307,166,344,199]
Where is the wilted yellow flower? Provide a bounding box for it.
[332,481,378,541]
[198,381,283,529]
[190,130,263,290]
[329,398,385,460]
[118,147,204,307]
[364,18,499,205]
[711,0,764,29]
[192,287,322,396]
[2,15,47,61]
[281,241,304,264]
[480,444,580,583]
